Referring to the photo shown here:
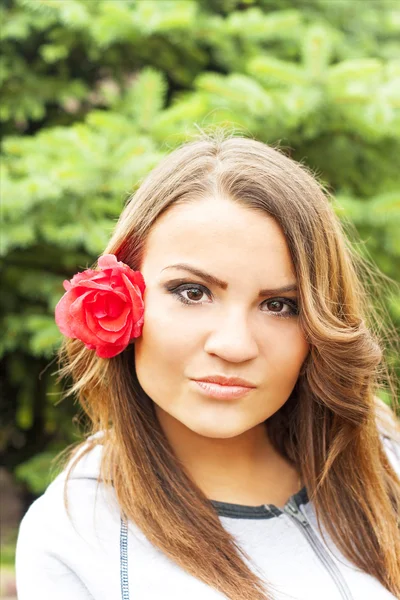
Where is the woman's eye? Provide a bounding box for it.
[167,283,299,319]
[171,284,211,305]
[265,299,299,318]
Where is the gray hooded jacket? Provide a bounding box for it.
[15,430,400,600]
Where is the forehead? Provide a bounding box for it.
[142,197,295,280]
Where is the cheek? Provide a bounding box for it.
[140,296,194,351]
[263,324,309,378]
[256,329,309,419]
[134,298,192,388]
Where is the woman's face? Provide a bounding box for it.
[134,196,309,439]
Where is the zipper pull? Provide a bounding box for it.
[284,499,308,526]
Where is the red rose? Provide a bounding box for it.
[55,254,145,358]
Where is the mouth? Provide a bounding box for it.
[190,380,255,400]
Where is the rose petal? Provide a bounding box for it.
[71,280,114,292]
[108,320,132,348]
[89,293,108,318]
[55,288,88,337]
[99,303,131,332]
[67,292,105,346]
[85,309,130,343]
[98,255,146,294]
[105,293,126,318]
[95,342,128,359]
[121,273,145,338]
[123,269,146,297]
[69,269,100,286]
[114,267,145,295]
[91,272,109,280]
[84,309,101,335]
[85,313,119,343]
[94,328,127,343]
[111,275,124,288]
[86,291,126,317]
[69,269,115,290]
[97,254,119,270]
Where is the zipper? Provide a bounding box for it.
[120,514,130,600]
[265,497,354,600]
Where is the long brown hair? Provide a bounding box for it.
[54,128,400,599]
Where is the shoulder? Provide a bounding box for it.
[15,434,123,600]
[16,432,121,563]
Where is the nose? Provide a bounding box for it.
[203,308,259,363]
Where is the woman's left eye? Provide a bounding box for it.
[166,283,299,319]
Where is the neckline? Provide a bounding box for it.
[209,485,309,519]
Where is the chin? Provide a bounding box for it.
[186,420,248,440]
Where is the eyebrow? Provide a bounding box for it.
[161,263,298,298]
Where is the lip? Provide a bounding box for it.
[192,375,256,388]
[191,380,255,400]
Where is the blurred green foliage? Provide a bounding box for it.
[14,446,66,493]
[1,0,399,494]
[0,535,18,567]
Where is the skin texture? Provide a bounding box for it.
[134,196,310,507]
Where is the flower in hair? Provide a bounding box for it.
[55,254,145,358]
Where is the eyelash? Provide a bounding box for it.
[166,283,299,319]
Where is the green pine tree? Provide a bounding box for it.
[1,0,399,496]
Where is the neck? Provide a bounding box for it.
[154,406,301,505]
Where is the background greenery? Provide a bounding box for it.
[1,0,400,511]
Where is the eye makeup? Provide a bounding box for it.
[162,280,299,319]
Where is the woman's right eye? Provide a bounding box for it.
[169,284,211,305]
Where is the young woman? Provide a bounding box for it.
[15,131,400,600]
